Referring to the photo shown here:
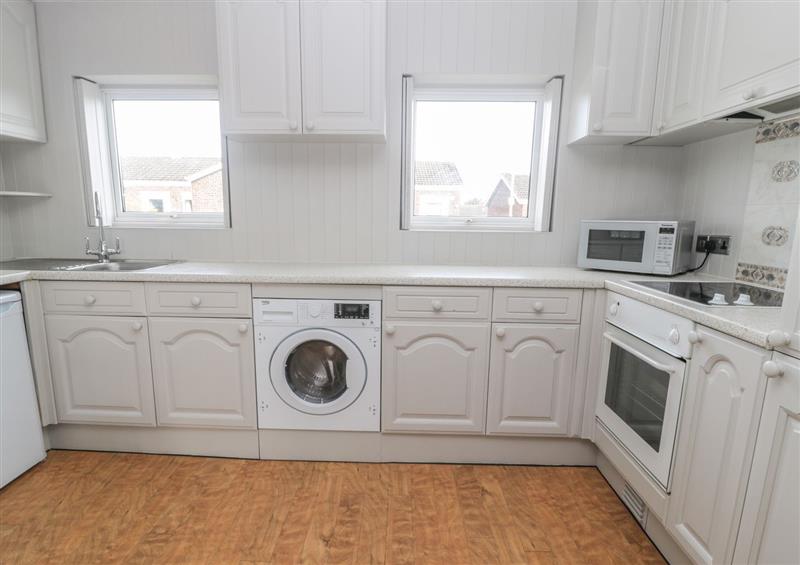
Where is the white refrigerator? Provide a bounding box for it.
[1,290,46,488]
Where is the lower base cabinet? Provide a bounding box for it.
[45,315,156,426]
[733,351,800,564]
[666,327,770,564]
[382,322,490,433]
[148,318,256,429]
[487,324,579,435]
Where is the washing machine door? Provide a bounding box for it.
[270,328,367,415]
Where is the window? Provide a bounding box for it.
[401,76,562,232]
[75,78,227,228]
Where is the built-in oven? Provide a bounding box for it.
[596,292,695,492]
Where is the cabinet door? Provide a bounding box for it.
[589,0,663,136]
[667,327,770,564]
[487,324,579,436]
[149,318,256,428]
[382,322,489,433]
[45,315,155,426]
[703,0,800,118]
[734,352,800,564]
[216,0,302,134]
[300,0,386,135]
[652,0,710,134]
[0,0,46,142]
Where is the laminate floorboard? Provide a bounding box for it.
[0,450,665,564]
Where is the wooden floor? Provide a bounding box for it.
[0,450,664,564]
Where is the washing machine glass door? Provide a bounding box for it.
[270,328,367,415]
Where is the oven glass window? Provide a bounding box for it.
[587,229,646,262]
[285,340,348,404]
[604,343,669,451]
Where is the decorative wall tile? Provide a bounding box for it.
[755,117,800,144]
[761,225,790,246]
[735,262,788,289]
[771,160,799,182]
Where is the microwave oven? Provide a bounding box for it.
[577,220,695,275]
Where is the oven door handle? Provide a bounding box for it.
[603,332,678,374]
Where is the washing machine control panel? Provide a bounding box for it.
[334,303,370,320]
[254,299,381,327]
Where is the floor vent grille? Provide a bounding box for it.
[621,482,647,525]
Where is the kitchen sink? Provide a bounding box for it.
[0,258,177,272]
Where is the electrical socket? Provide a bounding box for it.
[696,235,731,255]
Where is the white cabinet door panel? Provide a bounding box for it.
[487,324,579,436]
[300,0,385,135]
[382,322,489,433]
[734,352,800,564]
[667,327,770,565]
[45,315,155,426]
[703,1,800,117]
[149,318,256,429]
[216,0,302,134]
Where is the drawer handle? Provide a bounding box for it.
[306,121,315,131]
[532,301,544,313]
[131,321,143,332]
[385,325,396,336]
[762,360,784,378]
[84,295,96,305]
[238,324,248,334]
[190,296,202,307]
[495,327,506,338]
[431,299,443,312]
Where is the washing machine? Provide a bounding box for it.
[253,298,381,431]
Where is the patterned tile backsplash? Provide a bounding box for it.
[736,115,800,290]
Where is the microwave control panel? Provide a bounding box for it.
[654,225,676,268]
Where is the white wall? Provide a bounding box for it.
[0,0,688,266]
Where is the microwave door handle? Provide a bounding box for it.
[603,332,678,375]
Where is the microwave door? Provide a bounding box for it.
[579,223,659,273]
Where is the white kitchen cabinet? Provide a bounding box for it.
[148,318,256,429]
[568,0,664,144]
[777,220,800,356]
[733,352,800,564]
[703,0,800,118]
[486,324,579,436]
[651,0,710,135]
[216,0,302,134]
[216,0,385,138]
[0,0,46,142]
[382,322,490,433]
[299,0,385,135]
[667,327,770,565]
[45,315,156,426]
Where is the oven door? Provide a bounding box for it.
[596,323,686,490]
[578,221,659,273]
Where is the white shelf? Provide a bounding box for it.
[0,190,51,198]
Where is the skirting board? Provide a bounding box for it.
[596,452,690,565]
[259,429,597,465]
[47,425,260,459]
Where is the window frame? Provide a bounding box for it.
[401,76,562,233]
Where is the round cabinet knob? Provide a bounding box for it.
[190,296,202,307]
[495,327,506,338]
[306,121,315,131]
[532,301,544,313]
[431,299,443,312]
[84,295,96,305]
[131,321,143,332]
[687,330,701,344]
[766,330,791,348]
[608,303,619,316]
[762,360,784,378]
[238,324,248,334]
[592,122,603,132]
[289,120,298,131]
[742,90,757,101]
[385,325,396,336]
[668,328,680,345]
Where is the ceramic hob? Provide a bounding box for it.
[632,280,783,307]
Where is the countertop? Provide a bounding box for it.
[0,261,785,349]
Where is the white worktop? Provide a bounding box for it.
[0,261,784,348]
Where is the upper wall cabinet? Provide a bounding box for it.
[216,0,386,138]
[0,0,46,143]
[702,0,800,119]
[568,0,665,144]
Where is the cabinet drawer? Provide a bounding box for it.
[383,287,491,320]
[145,283,252,317]
[41,281,146,315]
[492,289,582,323]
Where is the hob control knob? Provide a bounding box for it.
[668,328,680,345]
[609,303,619,316]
